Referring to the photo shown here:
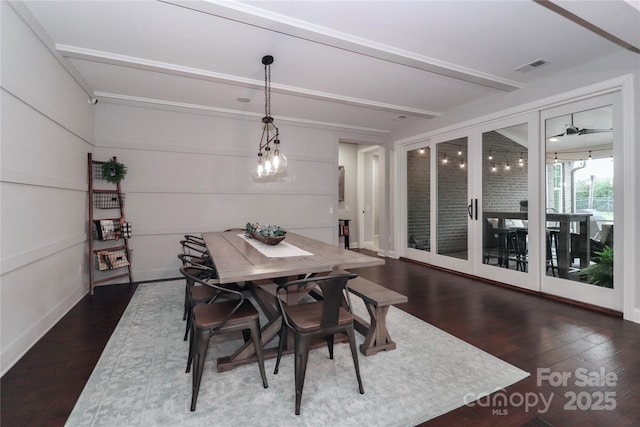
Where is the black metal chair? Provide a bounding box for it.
[483,219,503,266]
[546,230,558,276]
[184,234,206,247]
[179,238,217,328]
[180,265,268,411]
[509,228,528,272]
[178,253,218,341]
[273,271,364,415]
[180,239,212,268]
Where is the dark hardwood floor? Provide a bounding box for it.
[2,253,638,426]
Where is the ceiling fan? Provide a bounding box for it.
[551,114,612,137]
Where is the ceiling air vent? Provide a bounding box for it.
[392,115,408,121]
[513,58,549,73]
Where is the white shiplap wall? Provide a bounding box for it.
[93,101,388,281]
[1,2,94,375]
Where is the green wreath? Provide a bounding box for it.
[101,159,127,184]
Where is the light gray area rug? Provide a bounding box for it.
[66,281,529,427]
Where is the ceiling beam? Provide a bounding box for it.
[534,0,640,54]
[160,0,525,92]
[57,44,441,119]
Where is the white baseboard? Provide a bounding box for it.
[1,285,86,377]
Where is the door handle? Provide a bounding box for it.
[468,198,479,220]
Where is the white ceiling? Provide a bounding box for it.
[17,0,640,134]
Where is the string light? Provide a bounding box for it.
[491,163,497,172]
[519,152,524,165]
[505,162,511,170]
[460,159,465,168]
[442,152,448,164]
[488,150,493,160]
[554,153,558,163]
[457,146,463,156]
[588,150,592,160]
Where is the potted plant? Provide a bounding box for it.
[519,200,528,211]
[101,158,127,184]
[245,222,287,245]
[580,246,613,288]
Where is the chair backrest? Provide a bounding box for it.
[180,240,216,268]
[484,219,499,249]
[278,271,358,330]
[513,228,527,256]
[318,272,358,328]
[181,239,208,256]
[180,265,244,328]
[184,234,206,246]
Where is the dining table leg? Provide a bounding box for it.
[216,283,282,372]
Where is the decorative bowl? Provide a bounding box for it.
[252,232,286,245]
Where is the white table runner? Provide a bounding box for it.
[238,234,314,258]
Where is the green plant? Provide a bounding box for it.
[245,222,286,237]
[101,159,127,184]
[519,200,528,207]
[580,246,613,288]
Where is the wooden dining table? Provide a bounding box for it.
[201,230,385,371]
[484,211,592,278]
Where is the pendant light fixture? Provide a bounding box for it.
[252,55,287,180]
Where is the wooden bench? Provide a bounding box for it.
[346,276,408,356]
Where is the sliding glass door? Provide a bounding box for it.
[475,113,537,290]
[436,137,468,263]
[400,88,626,313]
[540,94,622,310]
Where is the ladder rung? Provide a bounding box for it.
[93,272,130,285]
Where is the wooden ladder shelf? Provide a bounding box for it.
[87,153,133,295]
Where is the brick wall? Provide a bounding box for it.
[407,148,430,249]
[482,131,528,212]
[437,138,468,254]
[406,133,529,255]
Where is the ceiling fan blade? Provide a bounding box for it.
[564,125,579,135]
[578,128,613,135]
